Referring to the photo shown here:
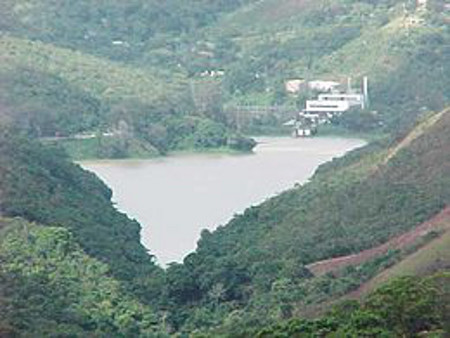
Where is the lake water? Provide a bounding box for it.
[82,137,365,266]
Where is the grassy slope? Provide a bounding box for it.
[360,232,450,293]
[0,35,188,123]
[307,108,450,274]
[209,0,395,75]
[307,207,450,276]
[314,15,409,77]
[384,109,448,162]
[0,35,254,159]
[354,212,450,297]
[298,212,450,328]
[210,0,320,36]
[0,35,182,103]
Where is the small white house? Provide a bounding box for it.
[285,79,305,93]
[417,0,428,10]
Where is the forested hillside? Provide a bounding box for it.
[0,126,188,335]
[2,0,450,154]
[210,0,450,133]
[0,128,165,302]
[256,273,450,337]
[0,219,164,337]
[2,0,450,337]
[1,0,253,65]
[0,0,258,159]
[0,35,189,135]
[0,35,255,159]
[164,108,450,333]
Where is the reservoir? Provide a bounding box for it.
[83,137,365,266]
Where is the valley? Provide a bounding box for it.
[83,136,365,265]
[1,0,450,337]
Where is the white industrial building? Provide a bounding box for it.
[292,77,369,137]
[308,80,341,92]
[318,93,366,108]
[305,99,351,113]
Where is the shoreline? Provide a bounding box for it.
[82,136,366,265]
[78,135,367,165]
[77,146,252,165]
[47,126,378,162]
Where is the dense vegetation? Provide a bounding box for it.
[0,128,164,303]
[161,109,450,332]
[0,36,254,159]
[254,273,450,338]
[1,88,450,336]
[213,0,450,134]
[1,0,253,65]
[2,0,450,156]
[3,109,446,335]
[2,0,450,336]
[2,215,446,337]
[0,219,165,337]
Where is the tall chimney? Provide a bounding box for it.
[347,77,352,93]
[363,76,369,109]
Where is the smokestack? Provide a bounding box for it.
[347,77,352,93]
[363,76,369,109]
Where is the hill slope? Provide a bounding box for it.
[219,0,450,132]
[0,127,164,303]
[165,108,450,331]
[0,35,188,134]
[0,218,164,337]
[1,0,254,65]
[1,110,449,336]
[353,211,450,297]
[3,1,450,138]
[0,35,255,159]
[2,1,450,335]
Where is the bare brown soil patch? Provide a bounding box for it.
[307,206,450,276]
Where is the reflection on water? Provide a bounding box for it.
[82,137,365,266]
